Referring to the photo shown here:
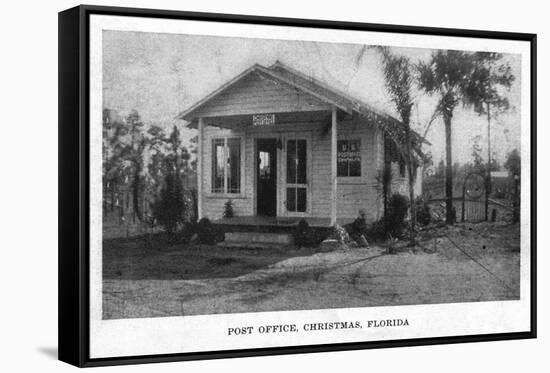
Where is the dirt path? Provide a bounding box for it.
[103,248,384,318]
[103,226,520,319]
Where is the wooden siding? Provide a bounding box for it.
[192,73,330,118]
[200,117,385,223]
[309,119,383,222]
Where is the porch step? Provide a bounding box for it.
[219,232,294,248]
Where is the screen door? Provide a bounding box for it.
[285,137,309,214]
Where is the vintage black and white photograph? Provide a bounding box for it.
[101,29,523,320]
[69,8,535,362]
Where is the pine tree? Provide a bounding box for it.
[153,169,185,233]
[125,110,147,221]
[151,125,189,233]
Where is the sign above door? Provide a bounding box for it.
[252,113,275,126]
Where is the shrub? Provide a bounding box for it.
[223,199,234,218]
[363,219,387,242]
[196,218,223,244]
[152,171,186,234]
[330,225,343,242]
[294,219,329,247]
[415,197,432,226]
[384,193,409,237]
[294,219,310,247]
[386,194,409,225]
[347,210,369,242]
[180,220,199,242]
[330,224,352,243]
[363,193,410,241]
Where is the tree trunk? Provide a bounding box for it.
[406,126,417,244]
[383,135,391,217]
[132,163,142,221]
[485,102,491,221]
[513,176,520,223]
[383,165,389,217]
[110,184,115,212]
[444,110,454,224]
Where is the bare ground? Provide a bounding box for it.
[102,222,520,319]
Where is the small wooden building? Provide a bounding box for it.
[178,62,422,227]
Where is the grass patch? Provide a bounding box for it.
[103,234,319,281]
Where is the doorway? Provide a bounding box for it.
[256,139,278,216]
[284,137,309,215]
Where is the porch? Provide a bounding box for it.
[212,215,355,228]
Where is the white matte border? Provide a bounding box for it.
[89,14,532,359]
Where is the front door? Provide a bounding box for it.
[256,139,277,216]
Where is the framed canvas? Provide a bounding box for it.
[58,4,536,367]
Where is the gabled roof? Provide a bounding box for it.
[176,62,354,121]
[176,61,428,156]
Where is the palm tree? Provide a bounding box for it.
[376,46,417,244]
[417,51,478,224]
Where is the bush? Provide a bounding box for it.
[179,220,199,242]
[294,219,310,247]
[365,219,388,241]
[363,193,410,241]
[196,218,223,244]
[294,219,329,247]
[329,224,352,243]
[152,171,186,233]
[223,199,234,218]
[415,197,432,226]
[385,194,409,229]
[347,210,369,242]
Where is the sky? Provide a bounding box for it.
[103,30,522,166]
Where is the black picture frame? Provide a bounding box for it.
[58,4,537,367]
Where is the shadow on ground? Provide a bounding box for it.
[37,346,57,360]
[103,234,319,281]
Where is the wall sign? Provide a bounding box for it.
[337,140,361,162]
[252,113,275,126]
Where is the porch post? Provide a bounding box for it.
[330,106,337,226]
[197,117,204,220]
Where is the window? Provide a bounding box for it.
[212,139,225,192]
[337,139,361,177]
[212,138,241,193]
[258,151,271,178]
